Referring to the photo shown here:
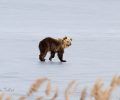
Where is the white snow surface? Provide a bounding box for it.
[0,0,120,99]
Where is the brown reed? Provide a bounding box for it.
[0,76,120,100]
[50,86,58,100]
[80,88,87,100]
[91,76,120,100]
[35,96,44,100]
[0,93,4,100]
[65,80,77,100]
[5,95,11,100]
[27,77,48,96]
[45,81,51,96]
[18,96,27,100]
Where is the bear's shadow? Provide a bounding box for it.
[39,60,67,66]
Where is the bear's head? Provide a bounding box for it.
[62,36,72,48]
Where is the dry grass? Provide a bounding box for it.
[5,95,11,100]
[91,76,120,100]
[45,81,51,96]
[0,93,4,100]
[27,77,48,96]
[65,80,77,100]
[80,88,87,100]
[50,86,58,100]
[0,76,120,100]
[18,96,26,100]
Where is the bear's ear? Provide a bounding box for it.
[63,36,67,40]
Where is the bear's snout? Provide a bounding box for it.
[67,42,71,46]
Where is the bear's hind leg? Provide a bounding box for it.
[39,50,48,62]
[49,51,55,61]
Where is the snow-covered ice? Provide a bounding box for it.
[0,0,120,99]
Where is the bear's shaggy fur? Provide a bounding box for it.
[39,36,72,62]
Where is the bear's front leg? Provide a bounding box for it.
[49,51,55,61]
[57,50,66,62]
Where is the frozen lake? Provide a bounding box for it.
[0,0,120,99]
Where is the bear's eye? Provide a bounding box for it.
[63,37,67,40]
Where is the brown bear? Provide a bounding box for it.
[38,36,72,62]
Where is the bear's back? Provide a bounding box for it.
[39,37,62,51]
